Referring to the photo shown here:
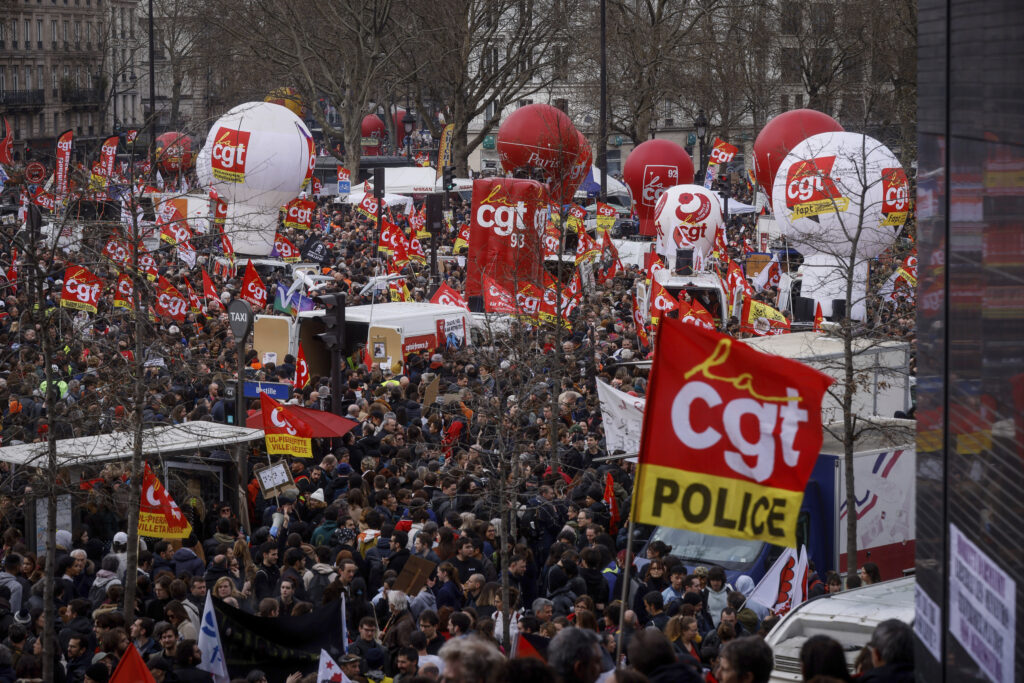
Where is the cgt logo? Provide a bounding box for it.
[158,292,186,316]
[437,291,460,307]
[57,137,73,153]
[288,204,312,225]
[117,277,133,297]
[476,202,528,237]
[270,407,297,435]
[642,165,679,206]
[211,127,251,181]
[785,157,840,206]
[65,278,100,305]
[246,279,264,299]
[653,293,676,312]
[361,197,379,215]
[882,168,909,212]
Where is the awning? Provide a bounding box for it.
[246,406,360,438]
[0,421,263,467]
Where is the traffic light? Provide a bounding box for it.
[425,193,443,234]
[442,165,455,192]
[373,168,385,199]
[315,293,346,351]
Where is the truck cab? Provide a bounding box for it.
[653,268,732,331]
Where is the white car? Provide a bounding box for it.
[765,576,915,682]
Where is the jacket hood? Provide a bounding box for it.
[173,547,198,560]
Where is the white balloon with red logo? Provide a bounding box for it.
[771,132,908,260]
[653,185,723,266]
[198,102,313,256]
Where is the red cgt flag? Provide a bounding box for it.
[240,259,267,310]
[260,392,313,458]
[60,265,102,314]
[138,463,192,539]
[604,472,620,534]
[814,302,824,332]
[0,117,13,166]
[295,343,310,390]
[154,276,187,323]
[113,273,134,309]
[633,319,833,547]
[431,282,469,309]
[648,279,678,325]
[482,275,516,314]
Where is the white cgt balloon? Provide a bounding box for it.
[653,184,723,269]
[199,101,313,256]
[771,131,909,261]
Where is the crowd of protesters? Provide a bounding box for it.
[0,169,917,682]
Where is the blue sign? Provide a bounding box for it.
[244,381,291,400]
[337,179,351,195]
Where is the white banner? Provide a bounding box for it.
[595,379,646,455]
[745,545,808,616]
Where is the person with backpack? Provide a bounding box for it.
[305,546,338,606]
[252,542,281,603]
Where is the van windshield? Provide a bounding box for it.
[649,527,764,569]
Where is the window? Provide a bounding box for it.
[38,113,44,136]
[54,112,59,131]
[781,1,801,34]
[781,48,801,82]
[74,21,80,44]
[24,66,30,90]
[86,21,91,45]
[12,70,18,91]
[51,19,57,42]
[63,20,69,42]
[12,19,18,45]
[518,99,533,108]
[794,93,804,107]
[51,66,57,90]
[780,93,789,110]
[0,68,5,93]
[36,19,42,42]
[554,98,568,113]
[37,65,43,89]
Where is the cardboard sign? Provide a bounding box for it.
[393,555,437,596]
[369,326,403,364]
[253,461,299,499]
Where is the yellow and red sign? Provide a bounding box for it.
[595,202,617,235]
[784,156,848,218]
[284,198,316,229]
[742,298,790,336]
[60,265,102,313]
[633,320,833,547]
[260,392,313,458]
[139,463,193,539]
[211,127,250,183]
[709,137,739,166]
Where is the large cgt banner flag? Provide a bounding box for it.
[633,319,833,547]
[139,463,193,539]
[466,178,548,298]
[260,392,313,458]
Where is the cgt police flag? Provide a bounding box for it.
[633,318,833,547]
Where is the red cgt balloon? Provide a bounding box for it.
[622,139,694,237]
[752,109,843,192]
[154,132,194,174]
[361,114,386,156]
[497,104,580,203]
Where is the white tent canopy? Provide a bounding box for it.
[364,166,439,195]
[0,421,263,467]
[712,191,756,214]
[339,192,414,214]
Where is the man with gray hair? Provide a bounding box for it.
[547,627,604,683]
[531,597,554,624]
[383,589,416,651]
[439,635,505,683]
[861,619,914,682]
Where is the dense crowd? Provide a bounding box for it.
[0,176,916,683]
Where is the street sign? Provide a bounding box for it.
[228,299,254,341]
[243,381,291,400]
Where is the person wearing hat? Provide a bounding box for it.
[83,661,110,683]
[363,647,392,683]
[339,653,367,683]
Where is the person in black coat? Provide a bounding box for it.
[859,619,915,683]
[385,531,411,577]
[627,628,703,683]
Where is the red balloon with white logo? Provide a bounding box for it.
[497,104,580,203]
[155,132,194,174]
[622,139,694,237]
[752,109,843,193]
[653,185,723,265]
[198,102,314,256]
[555,130,592,205]
[771,132,908,260]
[362,114,386,155]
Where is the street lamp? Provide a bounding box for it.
[402,109,415,161]
[694,109,709,181]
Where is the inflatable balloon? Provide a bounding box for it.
[497,104,580,201]
[154,132,194,174]
[752,109,842,192]
[199,101,314,256]
[653,185,723,266]
[361,115,386,155]
[771,132,909,260]
[622,139,694,237]
[264,87,304,118]
[558,130,593,204]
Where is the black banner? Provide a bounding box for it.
[302,237,329,264]
[214,597,345,679]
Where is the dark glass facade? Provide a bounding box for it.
[917,0,1024,681]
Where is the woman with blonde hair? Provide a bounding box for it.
[666,615,701,663]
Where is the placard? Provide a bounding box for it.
[914,582,941,664]
[393,555,436,596]
[253,461,299,499]
[948,523,1016,683]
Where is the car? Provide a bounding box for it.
[764,576,915,682]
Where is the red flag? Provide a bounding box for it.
[604,472,620,534]
[60,265,102,313]
[482,275,516,314]
[113,273,134,309]
[644,249,666,282]
[154,276,187,323]
[273,232,301,262]
[260,392,313,458]
[125,129,139,144]
[202,269,220,308]
[466,178,546,298]
[185,279,203,315]
[632,292,649,348]
[110,643,156,683]
[709,137,739,165]
[0,117,12,166]
[295,344,310,390]
[575,229,601,265]
[102,238,130,265]
[813,302,824,332]
[311,176,323,196]
[240,260,267,310]
[431,283,469,309]
[98,136,119,177]
[681,296,716,331]
[138,463,192,539]
[284,197,316,229]
[5,248,16,294]
[55,129,73,197]
[515,632,550,661]
[649,279,678,325]
[632,318,833,546]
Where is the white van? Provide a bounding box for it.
[765,576,915,682]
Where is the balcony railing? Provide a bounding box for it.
[0,90,45,107]
[62,87,101,104]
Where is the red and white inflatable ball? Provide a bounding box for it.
[198,101,314,256]
[771,132,908,260]
[752,109,843,193]
[622,139,694,236]
[155,132,194,174]
[653,185,723,262]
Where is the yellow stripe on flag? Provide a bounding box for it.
[633,463,805,547]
